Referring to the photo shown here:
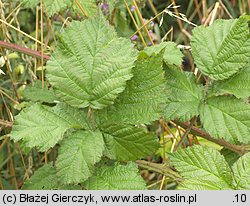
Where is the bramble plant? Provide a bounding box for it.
[1,1,250,190]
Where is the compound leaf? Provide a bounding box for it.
[232,153,250,189]
[11,103,89,151]
[100,123,159,161]
[168,146,233,190]
[211,62,250,99]
[144,41,183,66]
[98,52,166,124]
[56,130,105,184]
[84,162,146,190]
[191,17,250,80]
[47,16,136,109]
[200,96,250,144]
[164,64,203,122]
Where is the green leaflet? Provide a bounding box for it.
[116,0,134,9]
[84,162,146,190]
[22,81,57,103]
[232,153,250,189]
[21,0,97,17]
[168,146,233,190]
[21,0,72,16]
[114,9,134,38]
[144,41,183,66]
[164,64,203,122]
[97,52,166,124]
[56,130,105,184]
[210,62,250,99]
[11,103,89,151]
[44,0,71,16]
[199,96,250,144]
[22,164,58,190]
[100,123,159,161]
[47,16,137,109]
[191,17,250,80]
[73,0,97,17]
[22,164,80,190]
[220,148,240,167]
[21,0,40,8]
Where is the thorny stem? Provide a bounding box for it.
[174,120,249,156]
[0,40,50,60]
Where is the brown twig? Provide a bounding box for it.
[0,40,50,60]
[0,119,12,128]
[148,0,161,23]
[174,120,249,156]
[135,160,182,180]
[173,117,196,152]
[194,0,202,21]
